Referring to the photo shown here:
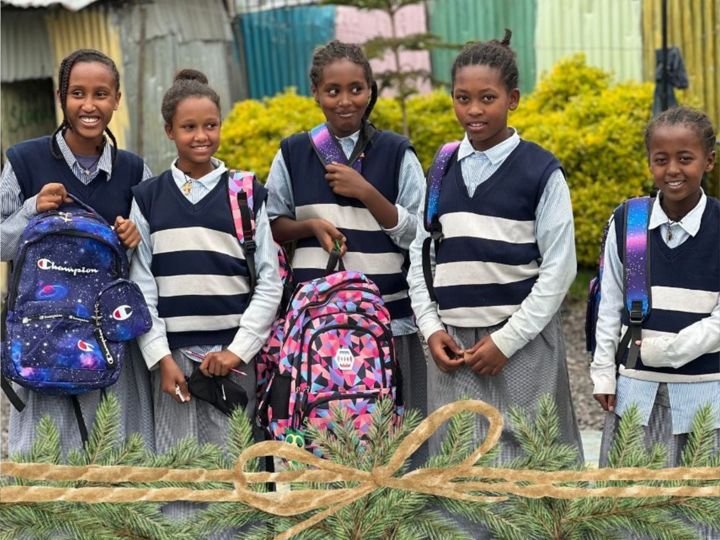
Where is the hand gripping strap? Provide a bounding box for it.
[309,123,363,172]
[423,141,461,231]
[620,196,652,369]
[228,170,257,294]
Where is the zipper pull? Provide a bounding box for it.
[221,383,227,401]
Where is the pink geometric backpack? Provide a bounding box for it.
[256,254,400,455]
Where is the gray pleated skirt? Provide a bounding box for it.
[599,383,720,539]
[427,313,583,463]
[395,332,429,468]
[8,341,155,457]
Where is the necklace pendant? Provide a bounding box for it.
[182,181,192,195]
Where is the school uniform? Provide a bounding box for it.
[592,193,720,539]
[266,125,428,466]
[1,131,155,455]
[408,131,583,463]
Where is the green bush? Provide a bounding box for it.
[217,54,655,267]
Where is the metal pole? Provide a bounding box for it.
[661,0,668,111]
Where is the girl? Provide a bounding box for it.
[592,106,719,470]
[265,40,428,464]
[1,48,154,455]
[407,31,583,462]
[129,69,281,455]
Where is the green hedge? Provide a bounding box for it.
[217,54,654,267]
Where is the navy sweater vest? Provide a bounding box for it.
[433,141,560,327]
[133,171,266,349]
[7,135,144,222]
[281,129,413,319]
[616,197,720,377]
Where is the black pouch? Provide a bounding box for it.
[186,368,248,416]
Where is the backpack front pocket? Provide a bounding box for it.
[96,279,152,341]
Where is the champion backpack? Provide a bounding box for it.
[255,253,400,455]
[421,141,461,300]
[585,196,652,369]
[1,195,152,441]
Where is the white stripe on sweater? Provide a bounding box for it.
[438,304,519,328]
[292,247,404,275]
[439,211,535,244]
[434,260,539,287]
[156,274,250,297]
[296,203,382,231]
[151,227,245,259]
[651,286,719,314]
[165,314,241,333]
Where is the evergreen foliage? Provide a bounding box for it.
[1,394,718,539]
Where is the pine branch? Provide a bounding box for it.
[680,404,717,468]
[83,393,122,466]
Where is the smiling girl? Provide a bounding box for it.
[1,48,154,455]
[265,40,428,465]
[408,31,582,464]
[129,69,281,462]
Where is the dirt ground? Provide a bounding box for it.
[0,298,600,459]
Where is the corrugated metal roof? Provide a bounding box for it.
[121,0,232,43]
[1,9,54,82]
[2,0,99,9]
[233,0,317,14]
[535,0,643,83]
[241,4,336,98]
[428,0,537,95]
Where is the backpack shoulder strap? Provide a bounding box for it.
[308,122,369,171]
[228,169,257,294]
[616,195,653,369]
[421,141,461,302]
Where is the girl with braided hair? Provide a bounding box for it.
[265,40,428,466]
[408,30,582,467]
[1,48,155,455]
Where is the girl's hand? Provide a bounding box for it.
[427,330,464,373]
[200,350,242,377]
[593,394,616,412]
[114,216,141,248]
[464,335,508,376]
[325,162,370,201]
[36,183,72,212]
[159,356,189,403]
[310,219,347,255]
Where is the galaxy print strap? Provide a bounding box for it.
[308,123,362,172]
[623,196,652,319]
[423,141,460,231]
[227,170,256,243]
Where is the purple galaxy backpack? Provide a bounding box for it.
[585,196,652,369]
[1,195,152,439]
[255,123,399,454]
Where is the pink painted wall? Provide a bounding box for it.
[335,4,432,96]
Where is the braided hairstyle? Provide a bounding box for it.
[309,40,377,121]
[161,69,221,127]
[451,29,518,92]
[50,49,121,165]
[645,106,717,156]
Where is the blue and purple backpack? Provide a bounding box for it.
[585,196,652,368]
[1,196,152,439]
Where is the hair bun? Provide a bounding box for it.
[174,68,208,85]
[501,28,512,47]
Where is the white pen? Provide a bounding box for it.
[175,384,187,402]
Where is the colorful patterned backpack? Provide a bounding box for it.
[1,195,152,441]
[585,196,652,369]
[256,259,399,455]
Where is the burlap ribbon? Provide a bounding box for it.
[2,399,719,540]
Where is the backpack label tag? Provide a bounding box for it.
[334,348,354,371]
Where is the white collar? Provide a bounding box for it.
[457,128,520,165]
[648,190,706,237]
[170,157,227,187]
